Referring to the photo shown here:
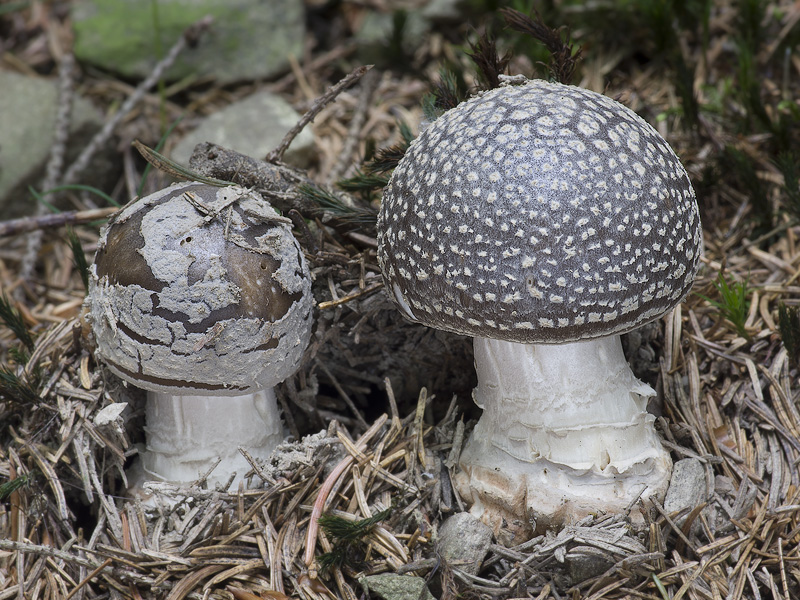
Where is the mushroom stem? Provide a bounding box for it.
[455,335,672,533]
[141,389,284,488]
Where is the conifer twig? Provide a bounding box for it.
[0,207,119,238]
[266,65,373,164]
[327,67,380,184]
[16,53,75,298]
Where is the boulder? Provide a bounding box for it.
[0,70,105,217]
[72,0,304,85]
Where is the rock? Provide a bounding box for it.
[565,545,616,583]
[360,574,435,600]
[664,458,708,525]
[72,0,304,85]
[355,0,459,56]
[436,512,493,575]
[0,70,105,217]
[171,91,315,169]
[356,10,427,52]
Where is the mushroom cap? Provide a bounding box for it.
[86,182,313,395]
[377,79,702,344]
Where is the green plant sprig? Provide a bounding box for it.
[423,69,467,122]
[699,272,751,339]
[0,364,41,406]
[364,121,415,174]
[316,507,391,573]
[336,172,390,196]
[0,294,35,352]
[0,471,36,501]
[775,152,800,221]
[298,183,378,228]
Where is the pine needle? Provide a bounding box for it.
[66,227,90,292]
[317,507,391,572]
[133,139,234,187]
[298,183,378,227]
[778,303,800,367]
[0,294,34,352]
[0,365,40,406]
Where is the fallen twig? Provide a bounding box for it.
[0,207,119,237]
[266,65,373,164]
[327,67,381,184]
[17,53,76,295]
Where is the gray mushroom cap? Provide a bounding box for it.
[86,182,313,395]
[377,79,702,344]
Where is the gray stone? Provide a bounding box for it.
[72,0,304,85]
[436,512,493,575]
[664,458,708,524]
[360,574,435,600]
[0,70,104,217]
[170,91,315,168]
[356,0,459,51]
[419,0,461,20]
[356,11,427,52]
[566,545,616,583]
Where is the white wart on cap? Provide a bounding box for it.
[378,79,701,342]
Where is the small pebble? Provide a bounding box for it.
[436,512,493,575]
[360,574,435,600]
[664,458,708,525]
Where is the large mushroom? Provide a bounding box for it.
[86,181,313,490]
[377,79,702,534]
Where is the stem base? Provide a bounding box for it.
[453,336,672,538]
[455,443,671,539]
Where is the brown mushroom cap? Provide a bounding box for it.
[378,80,702,344]
[87,182,313,395]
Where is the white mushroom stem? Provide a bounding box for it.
[455,335,672,532]
[140,389,283,488]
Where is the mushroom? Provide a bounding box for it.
[86,181,313,490]
[377,78,702,534]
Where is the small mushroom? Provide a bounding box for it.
[377,79,702,534]
[86,181,313,490]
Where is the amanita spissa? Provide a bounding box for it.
[377,78,702,534]
[86,181,313,491]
